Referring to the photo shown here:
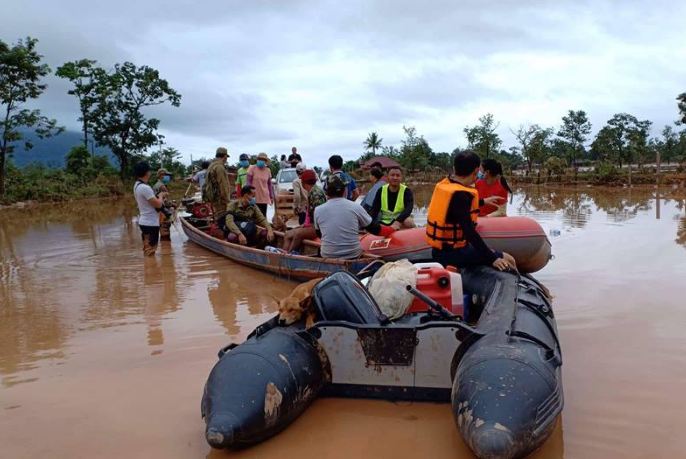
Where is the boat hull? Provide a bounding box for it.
[201,269,563,458]
[360,216,552,273]
[180,216,377,281]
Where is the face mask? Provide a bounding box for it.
[162,175,171,184]
[256,160,266,168]
[240,160,249,167]
[248,197,256,206]
[477,171,485,180]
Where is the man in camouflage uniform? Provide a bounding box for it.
[222,185,275,246]
[203,147,231,216]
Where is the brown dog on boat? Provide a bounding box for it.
[271,213,289,232]
[277,277,323,327]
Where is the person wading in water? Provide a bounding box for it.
[133,161,167,256]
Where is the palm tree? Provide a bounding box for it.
[364,131,383,155]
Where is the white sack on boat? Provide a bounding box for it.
[367,259,416,320]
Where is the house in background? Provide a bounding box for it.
[361,156,401,171]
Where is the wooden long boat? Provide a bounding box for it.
[179,216,378,281]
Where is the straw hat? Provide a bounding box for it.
[256,152,271,163]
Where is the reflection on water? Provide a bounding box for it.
[1,187,686,458]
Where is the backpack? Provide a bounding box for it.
[202,164,218,202]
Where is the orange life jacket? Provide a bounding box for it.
[425,178,479,250]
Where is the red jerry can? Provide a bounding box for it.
[407,263,464,317]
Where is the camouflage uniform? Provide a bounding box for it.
[204,159,231,215]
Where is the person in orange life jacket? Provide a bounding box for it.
[476,158,512,217]
[367,166,416,230]
[425,150,516,271]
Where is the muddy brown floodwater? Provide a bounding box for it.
[2,186,686,459]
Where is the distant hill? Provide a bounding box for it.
[9,129,116,168]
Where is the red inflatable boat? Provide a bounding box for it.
[360,216,552,273]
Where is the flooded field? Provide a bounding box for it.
[2,185,686,459]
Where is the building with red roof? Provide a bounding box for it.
[361,156,401,170]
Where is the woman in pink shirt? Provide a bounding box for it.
[247,152,274,217]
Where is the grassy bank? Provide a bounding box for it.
[510,168,686,186]
[0,163,126,206]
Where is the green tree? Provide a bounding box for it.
[399,125,432,170]
[432,152,453,172]
[90,62,181,180]
[677,93,686,124]
[342,160,358,172]
[0,37,62,196]
[463,113,501,159]
[495,147,525,171]
[65,145,91,175]
[56,59,106,150]
[513,124,553,172]
[605,113,650,168]
[363,131,383,155]
[148,146,185,177]
[626,119,652,168]
[557,110,591,176]
[381,145,400,158]
[269,154,280,176]
[658,125,679,164]
[590,125,619,163]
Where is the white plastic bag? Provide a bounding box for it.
[367,259,417,320]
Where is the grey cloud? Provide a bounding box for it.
[3,0,686,165]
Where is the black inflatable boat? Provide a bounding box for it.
[201,267,563,459]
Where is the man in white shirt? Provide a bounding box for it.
[134,162,166,256]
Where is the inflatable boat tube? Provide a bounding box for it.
[201,322,328,448]
[360,216,552,273]
[453,266,563,459]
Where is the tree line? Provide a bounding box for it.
[3,35,686,199]
[359,108,686,180]
[1,36,181,197]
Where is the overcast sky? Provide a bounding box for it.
[3,0,685,167]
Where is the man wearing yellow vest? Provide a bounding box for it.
[425,151,516,271]
[368,166,416,230]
